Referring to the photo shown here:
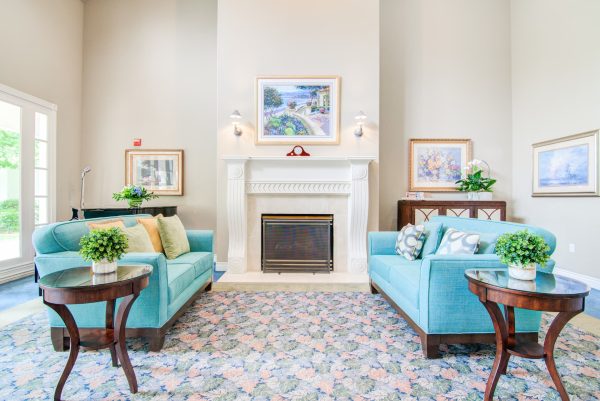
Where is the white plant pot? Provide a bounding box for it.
[508,263,537,281]
[92,260,117,274]
[467,191,493,201]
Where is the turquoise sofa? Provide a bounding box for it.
[33,215,213,351]
[368,216,556,358]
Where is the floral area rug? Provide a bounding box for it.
[0,292,598,400]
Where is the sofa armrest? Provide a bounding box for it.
[368,232,398,256]
[186,230,214,253]
[119,252,169,326]
[417,255,555,332]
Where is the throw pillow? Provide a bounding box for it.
[87,219,125,231]
[137,214,164,253]
[122,224,155,253]
[435,228,480,255]
[395,224,426,261]
[157,215,190,259]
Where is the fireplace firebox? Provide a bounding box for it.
[261,214,333,273]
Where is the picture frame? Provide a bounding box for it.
[256,76,340,145]
[409,139,472,192]
[125,149,184,196]
[532,130,599,197]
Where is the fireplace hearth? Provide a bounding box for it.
[262,214,333,273]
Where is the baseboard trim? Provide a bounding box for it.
[0,262,34,285]
[554,268,600,290]
[215,262,228,272]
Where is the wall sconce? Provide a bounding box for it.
[230,110,242,136]
[354,111,367,137]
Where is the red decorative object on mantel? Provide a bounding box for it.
[286,145,310,156]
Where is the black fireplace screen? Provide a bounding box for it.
[261,214,333,273]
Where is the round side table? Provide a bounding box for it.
[465,269,589,401]
[39,265,152,401]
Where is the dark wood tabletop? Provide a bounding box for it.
[465,268,590,401]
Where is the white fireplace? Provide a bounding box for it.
[223,156,375,274]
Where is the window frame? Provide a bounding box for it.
[0,83,56,282]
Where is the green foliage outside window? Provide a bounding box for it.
[0,199,19,233]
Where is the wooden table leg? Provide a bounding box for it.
[114,293,139,393]
[544,310,581,401]
[481,300,510,401]
[44,302,80,401]
[106,299,118,367]
[502,305,516,375]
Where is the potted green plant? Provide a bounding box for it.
[79,227,128,274]
[455,159,496,200]
[112,185,158,208]
[495,230,550,280]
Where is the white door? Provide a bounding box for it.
[0,84,56,282]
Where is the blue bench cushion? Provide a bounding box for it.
[167,252,212,278]
[369,255,421,285]
[167,264,196,303]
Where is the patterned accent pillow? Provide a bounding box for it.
[395,224,426,261]
[435,228,480,255]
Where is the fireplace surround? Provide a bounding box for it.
[223,156,374,274]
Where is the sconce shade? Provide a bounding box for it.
[230,110,242,120]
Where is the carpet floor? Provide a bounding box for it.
[0,292,598,400]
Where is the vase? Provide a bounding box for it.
[508,277,536,291]
[467,191,493,201]
[508,263,537,281]
[467,191,480,200]
[92,260,117,274]
[128,199,143,208]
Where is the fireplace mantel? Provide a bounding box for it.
[223,155,375,274]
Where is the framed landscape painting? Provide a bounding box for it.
[409,139,472,191]
[256,76,340,145]
[532,130,599,197]
[125,149,184,195]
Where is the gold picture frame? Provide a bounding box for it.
[125,149,184,196]
[255,75,341,145]
[409,139,472,192]
[532,130,599,197]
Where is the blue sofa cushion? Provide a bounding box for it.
[167,264,196,303]
[369,255,421,285]
[478,232,500,254]
[167,252,213,278]
[421,222,443,257]
[388,262,421,309]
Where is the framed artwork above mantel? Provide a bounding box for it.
[256,76,340,145]
[409,138,472,192]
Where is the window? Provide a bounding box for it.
[0,84,56,282]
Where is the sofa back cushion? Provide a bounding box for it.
[429,216,556,254]
[33,214,151,254]
[421,222,443,257]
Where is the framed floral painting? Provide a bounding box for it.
[256,76,340,145]
[125,149,184,195]
[409,139,472,191]
[532,130,599,196]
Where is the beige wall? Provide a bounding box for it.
[511,0,600,279]
[215,0,380,263]
[0,0,83,220]
[81,0,218,230]
[379,0,513,230]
